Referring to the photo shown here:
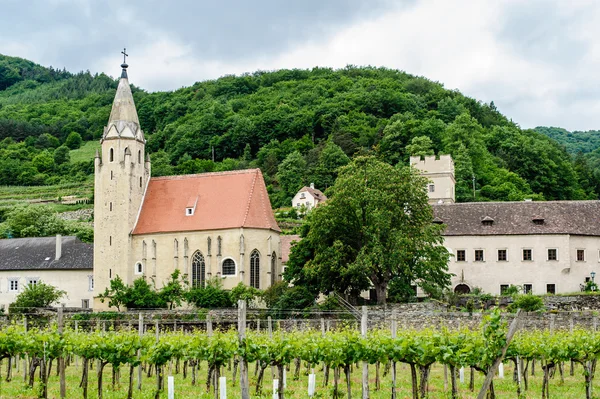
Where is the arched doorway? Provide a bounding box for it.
[454,284,471,294]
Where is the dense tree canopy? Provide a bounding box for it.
[284,156,451,304]
[0,54,597,204]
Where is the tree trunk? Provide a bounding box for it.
[450,365,458,399]
[5,356,11,382]
[97,362,106,399]
[374,282,388,305]
[127,364,134,399]
[375,361,380,390]
[294,358,301,380]
[344,365,352,399]
[323,364,329,387]
[256,364,267,395]
[278,364,285,399]
[206,363,214,392]
[154,365,162,399]
[81,358,89,399]
[419,364,431,398]
[410,363,419,399]
[334,367,340,399]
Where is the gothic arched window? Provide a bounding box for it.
[191,251,206,288]
[250,250,260,289]
[271,251,277,286]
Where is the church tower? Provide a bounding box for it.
[410,155,455,204]
[93,53,150,308]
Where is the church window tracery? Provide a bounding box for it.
[222,258,236,276]
[250,250,260,289]
[191,251,206,288]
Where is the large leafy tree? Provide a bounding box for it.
[285,156,451,304]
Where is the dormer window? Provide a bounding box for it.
[186,195,198,217]
[532,217,544,225]
[432,217,444,224]
[481,216,494,226]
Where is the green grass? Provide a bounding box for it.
[0,359,592,399]
[70,140,100,163]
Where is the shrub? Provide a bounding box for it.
[509,294,544,312]
[9,281,66,315]
[230,282,262,306]
[185,277,232,308]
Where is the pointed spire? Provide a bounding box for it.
[103,49,144,142]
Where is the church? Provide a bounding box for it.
[93,61,281,309]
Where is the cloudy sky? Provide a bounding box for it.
[1,0,599,131]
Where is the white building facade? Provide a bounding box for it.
[0,235,94,309]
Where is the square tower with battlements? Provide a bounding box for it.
[410,155,455,204]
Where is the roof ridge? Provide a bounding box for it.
[242,169,259,226]
[434,200,600,206]
[257,170,272,229]
[150,168,259,181]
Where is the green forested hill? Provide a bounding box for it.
[535,126,600,155]
[0,53,598,207]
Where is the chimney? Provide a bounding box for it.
[55,234,62,260]
[310,182,315,189]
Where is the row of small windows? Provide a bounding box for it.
[109,148,143,163]
[455,248,588,262]
[499,284,555,295]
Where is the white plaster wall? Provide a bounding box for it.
[93,136,149,309]
[444,234,598,295]
[292,191,317,209]
[0,270,93,310]
[93,228,281,310]
[410,155,455,204]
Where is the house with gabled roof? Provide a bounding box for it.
[292,183,327,210]
[0,235,93,309]
[93,61,281,310]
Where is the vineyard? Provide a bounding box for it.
[0,309,599,399]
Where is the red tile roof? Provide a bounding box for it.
[281,235,301,263]
[132,169,280,235]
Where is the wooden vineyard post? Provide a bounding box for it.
[58,305,66,398]
[268,316,275,380]
[391,309,397,399]
[238,300,249,399]
[22,317,27,383]
[476,310,522,399]
[361,306,369,399]
[207,313,213,337]
[138,313,143,391]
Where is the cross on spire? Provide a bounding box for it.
[120,48,129,79]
